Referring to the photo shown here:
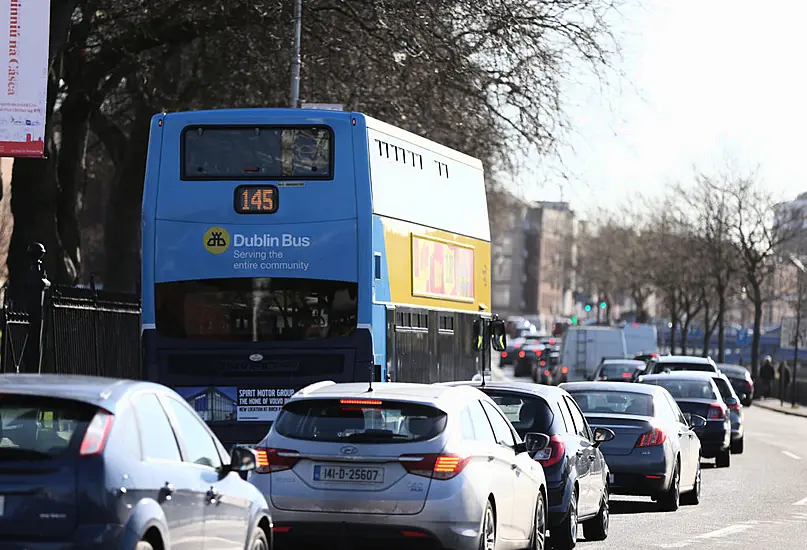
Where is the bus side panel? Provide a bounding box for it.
[371,215,392,379]
[351,114,378,379]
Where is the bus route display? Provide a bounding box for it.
[235,185,279,214]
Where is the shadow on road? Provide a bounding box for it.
[609,499,660,515]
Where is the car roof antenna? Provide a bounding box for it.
[367,363,374,392]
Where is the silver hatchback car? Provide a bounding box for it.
[249,381,549,550]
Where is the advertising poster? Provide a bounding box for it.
[175,386,296,423]
[411,235,475,301]
[0,0,49,157]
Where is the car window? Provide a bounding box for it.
[0,395,97,458]
[109,410,141,459]
[274,398,448,443]
[481,401,516,447]
[644,379,718,400]
[133,393,182,462]
[480,390,554,438]
[653,362,715,373]
[556,400,573,433]
[600,362,642,378]
[569,390,654,416]
[713,378,735,401]
[467,400,497,444]
[162,397,222,468]
[564,397,592,440]
[652,395,677,422]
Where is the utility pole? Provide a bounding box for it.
[790,255,805,408]
[289,0,303,108]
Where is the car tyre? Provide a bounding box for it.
[136,542,154,550]
[680,461,701,505]
[582,484,609,541]
[479,500,496,550]
[742,397,752,407]
[530,492,547,550]
[551,485,578,549]
[716,449,731,468]
[249,527,269,550]
[731,437,744,454]
[658,461,680,512]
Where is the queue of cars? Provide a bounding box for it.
[3,352,753,550]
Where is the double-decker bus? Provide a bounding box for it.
[141,108,505,446]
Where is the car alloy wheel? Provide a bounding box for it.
[481,502,496,550]
[532,494,547,550]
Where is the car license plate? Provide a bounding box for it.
[609,473,615,484]
[313,465,384,483]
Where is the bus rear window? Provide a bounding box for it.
[182,126,333,180]
[154,277,357,342]
[274,399,448,443]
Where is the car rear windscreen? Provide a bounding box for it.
[0,396,95,458]
[274,399,447,443]
[652,362,715,373]
[601,363,640,377]
[568,391,654,416]
[482,391,554,436]
[712,378,735,401]
[644,379,718,400]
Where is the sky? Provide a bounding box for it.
[512,0,807,217]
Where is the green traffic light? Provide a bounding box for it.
[599,301,607,309]
[584,304,592,312]
[571,316,578,325]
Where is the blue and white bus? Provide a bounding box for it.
[141,108,503,445]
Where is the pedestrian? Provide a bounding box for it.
[760,356,775,398]
[782,362,792,400]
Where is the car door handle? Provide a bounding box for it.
[206,487,219,503]
[160,482,175,501]
[511,463,518,470]
[576,450,584,457]
[588,454,596,461]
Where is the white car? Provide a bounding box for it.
[249,381,549,550]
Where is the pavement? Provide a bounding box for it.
[754,398,807,418]
[496,362,807,549]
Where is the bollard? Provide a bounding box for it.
[22,243,50,374]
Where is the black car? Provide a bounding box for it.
[0,374,273,550]
[640,372,732,467]
[717,364,754,406]
[515,343,547,378]
[589,359,647,382]
[444,381,614,549]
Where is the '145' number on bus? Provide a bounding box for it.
[242,189,275,212]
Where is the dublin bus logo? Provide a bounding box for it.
[203,226,230,254]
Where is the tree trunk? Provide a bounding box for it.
[717,290,726,363]
[750,281,763,380]
[702,301,716,357]
[680,318,690,354]
[102,101,153,291]
[668,293,678,354]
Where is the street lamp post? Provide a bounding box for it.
[289,0,303,108]
[789,255,804,408]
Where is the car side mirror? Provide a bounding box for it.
[229,445,258,473]
[524,432,550,454]
[592,427,615,447]
[687,414,707,429]
[514,441,528,454]
[490,319,507,352]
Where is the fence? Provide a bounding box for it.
[0,243,142,379]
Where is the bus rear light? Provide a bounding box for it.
[255,448,300,473]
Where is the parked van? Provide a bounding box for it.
[560,326,628,381]
[624,323,659,357]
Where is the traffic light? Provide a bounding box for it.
[584,304,592,312]
[571,316,578,325]
[599,301,607,309]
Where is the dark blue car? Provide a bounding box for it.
[0,374,273,549]
[445,381,613,550]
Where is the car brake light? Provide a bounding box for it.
[549,339,555,345]
[519,351,526,358]
[708,404,726,419]
[727,402,741,411]
[621,372,632,378]
[254,448,300,473]
[399,453,470,480]
[561,366,569,374]
[635,428,666,447]
[502,352,508,358]
[536,350,543,357]
[544,369,550,376]
[340,399,382,405]
[533,435,565,467]
[79,410,114,456]
[540,360,547,367]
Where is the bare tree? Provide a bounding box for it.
[725,171,798,378]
